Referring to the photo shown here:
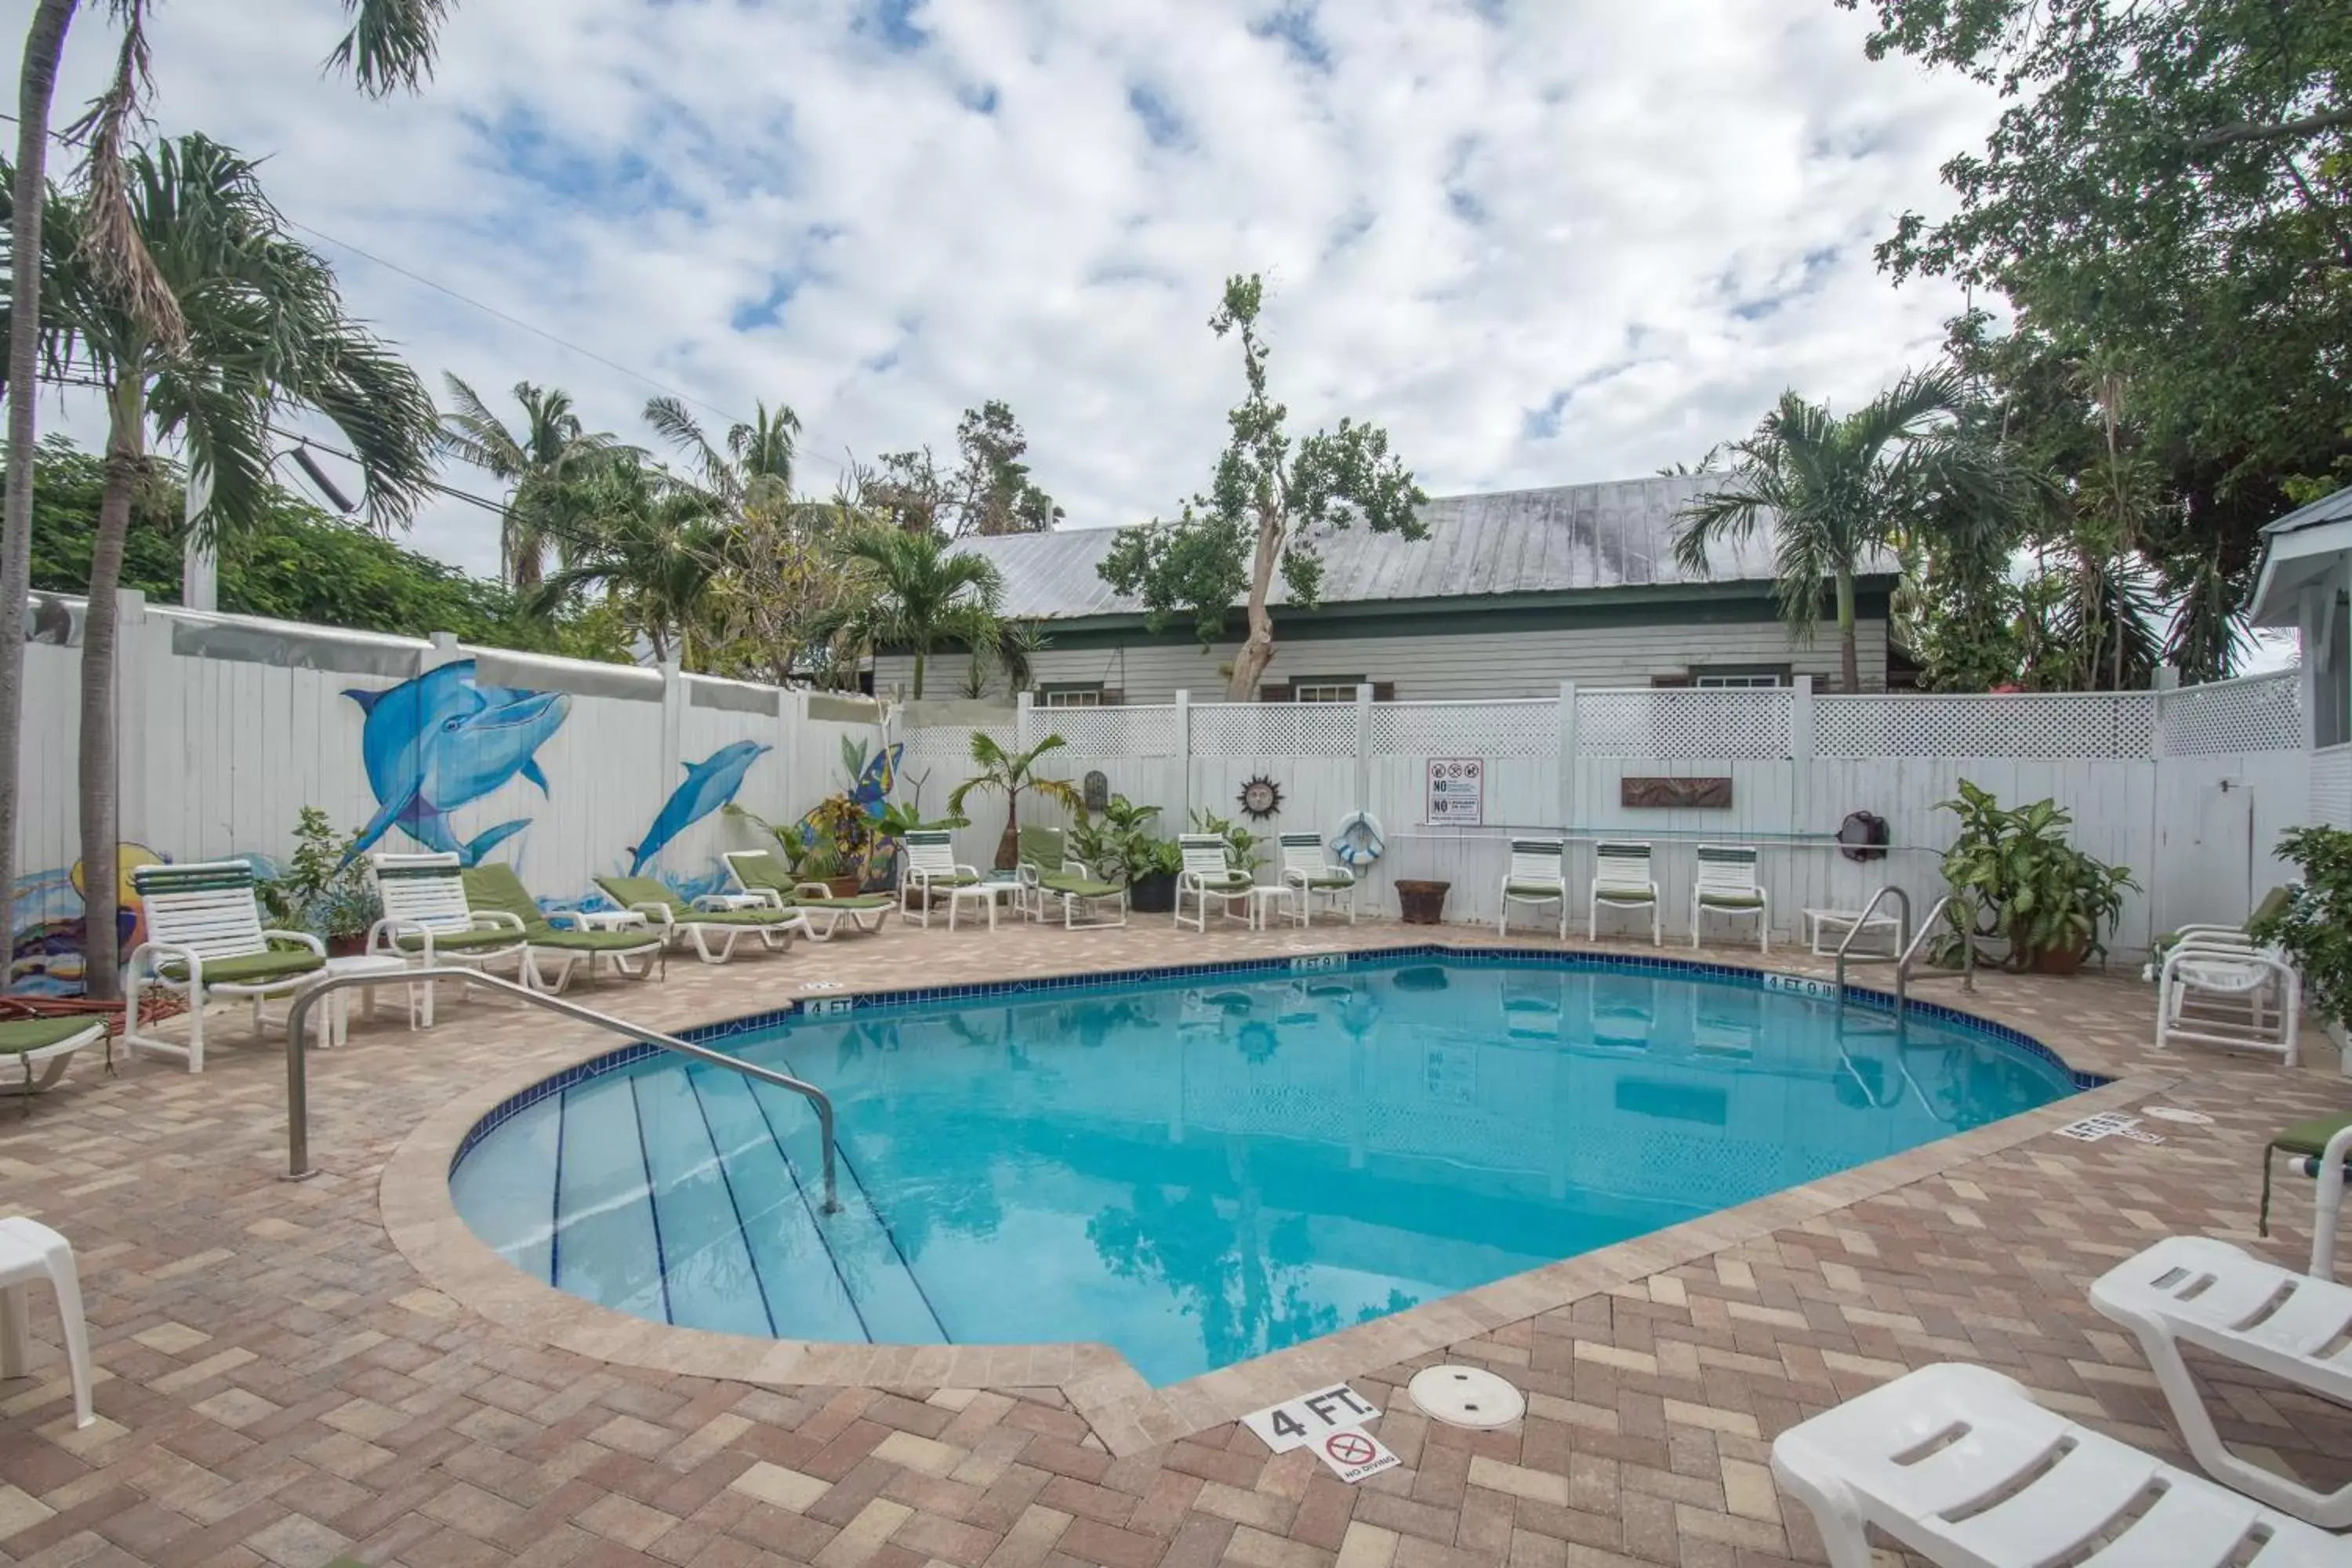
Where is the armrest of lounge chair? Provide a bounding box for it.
[471,911,527,933]
[793,880,836,900]
[261,930,328,956]
[127,939,201,985]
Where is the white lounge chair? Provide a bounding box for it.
[1016,827,1127,930]
[899,829,982,930]
[367,851,528,1025]
[720,850,894,939]
[0,1217,93,1428]
[593,874,804,964]
[458,864,665,995]
[122,859,325,1072]
[1770,1361,2344,1568]
[1588,840,1660,945]
[2089,1236,2352,1526]
[1692,844,1767,951]
[1498,839,1568,940]
[1174,835,1252,932]
[2157,938,2300,1065]
[2263,1115,2352,1279]
[1279,833,1357,925]
[0,1017,105,1103]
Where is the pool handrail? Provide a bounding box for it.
[281,967,840,1211]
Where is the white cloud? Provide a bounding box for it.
[27,0,1997,581]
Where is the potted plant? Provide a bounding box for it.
[1187,808,1265,877]
[803,794,877,897]
[1936,779,2136,975]
[260,806,380,956]
[2251,826,2352,1037]
[947,733,1083,870]
[1069,796,1184,913]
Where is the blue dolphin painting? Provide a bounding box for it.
[630,740,771,874]
[338,661,572,869]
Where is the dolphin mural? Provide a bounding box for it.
[630,740,771,874]
[339,661,572,869]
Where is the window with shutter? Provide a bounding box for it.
[1258,684,1292,702]
[1371,682,1396,702]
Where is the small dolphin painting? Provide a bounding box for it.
[631,741,771,874]
[339,661,572,869]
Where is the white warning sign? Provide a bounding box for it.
[1240,1383,1382,1454]
[1313,1426,1400,1483]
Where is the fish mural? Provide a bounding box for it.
[630,740,771,874]
[339,661,571,869]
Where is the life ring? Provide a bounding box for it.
[1332,811,1386,869]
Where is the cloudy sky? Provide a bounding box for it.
[26,0,1998,579]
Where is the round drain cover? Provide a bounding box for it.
[2141,1106,2214,1125]
[1409,1365,1525,1429]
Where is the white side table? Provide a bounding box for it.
[948,879,1020,931]
[1247,884,1298,931]
[304,955,418,1048]
[571,909,651,932]
[695,893,772,912]
[1805,907,1901,957]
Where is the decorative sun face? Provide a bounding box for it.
[1239,775,1283,820]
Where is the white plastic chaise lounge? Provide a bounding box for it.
[1692,844,1768,951]
[367,851,529,1025]
[899,829,982,930]
[1498,839,1569,940]
[2089,1236,2352,1526]
[458,863,665,994]
[1017,827,1127,930]
[1174,834,1253,932]
[721,850,893,939]
[0,1017,106,1105]
[1770,1361,2346,1568]
[1279,832,1358,925]
[122,859,325,1072]
[1588,840,1660,945]
[593,874,806,965]
[2156,935,2301,1065]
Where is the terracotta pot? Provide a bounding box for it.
[2015,922,2089,976]
[325,932,368,958]
[1396,879,1450,925]
[824,876,864,899]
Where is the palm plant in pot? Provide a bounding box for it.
[1936,779,2136,974]
[947,732,1083,870]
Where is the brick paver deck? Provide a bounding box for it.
[3,915,2348,1567]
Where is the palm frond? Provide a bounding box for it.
[325,0,452,97]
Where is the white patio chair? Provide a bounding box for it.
[1587,840,1660,945]
[367,851,528,1025]
[898,829,981,929]
[0,1217,93,1428]
[1174,834,1252,932]
[122,859,325,1073]
[720,849,894,940]
[2157,937,2300,1065]
[1497,839,1568,940]
[593,873,804,964]
[1692,844,1767,951]
[2089,1236,2352,1526]
[1771,1361,2343,1568]
[1279,833,1357,925]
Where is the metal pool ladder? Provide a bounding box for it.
[281,967,841,1211]
[1833,887,1969,1022]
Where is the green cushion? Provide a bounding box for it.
[2272,1113,2352,1160]
[1505,881,1563,898]
[0,1018,103,1055]
[389,927,524,953]
[728,852,794,892]
[1698,892,1765,909]
[916,870,979,886]
[461,864,556,935]
[528,928,664,953]
[1018,826,1066,870]
[158,949,325,985]
[1042,874,1122,898]
[673,909,798,927]
[787,894,892,910]
[1298,873,1353,889]
[595,875,686,913]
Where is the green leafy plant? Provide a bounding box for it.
[947,732,1083,869]
[1067,796,1165,885]
[2251,826,2352,1027]
[260,807,379,942]
[1188,808,1265,874]
[1936,779,2136,969]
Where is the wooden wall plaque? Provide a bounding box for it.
[1621,776,1733,809]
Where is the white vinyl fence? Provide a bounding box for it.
[10,592,884,994]
[905,672,2318,957]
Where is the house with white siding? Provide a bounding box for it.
[873,474,1896,704]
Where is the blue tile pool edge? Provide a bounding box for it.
[446,944,2107,1178]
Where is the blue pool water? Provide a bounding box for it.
[450,954,2082,1385]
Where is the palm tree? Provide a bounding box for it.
[1,0,453,983]
[29,133,438,998]
[527,457,724,666]
[804,524,1010,700]
[644,394,800,510]
[440,376,623,590]
[1672,368,2013,691]
[946,733,1083,870]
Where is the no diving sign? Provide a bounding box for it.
[1240,1383,1400,1483]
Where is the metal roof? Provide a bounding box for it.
[958,474,1882,622]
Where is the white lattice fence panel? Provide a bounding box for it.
[2314,744,2352,829]
[900,724,1004,764]
[1574,689,1790,758]
[1188,702,1359,757]
[1370,700,1558,757]
[1813,694,2155,759]
[1027,704,1181,757]
[2158,673,2305,755]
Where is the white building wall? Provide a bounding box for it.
[877,617,1888,703]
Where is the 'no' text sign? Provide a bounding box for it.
[1240,1383,1381,1454]
[1314,1426,1400,1483]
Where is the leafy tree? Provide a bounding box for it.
[2,0,453,982]
[528,456,723,665]
[804,523,1011,699]
[945,731,1083,870]
[1842,0,2352,628]
[440,376,626,590]
[644,394,800,510]
[26,133,440,999]
[1098,274,1426,702]
[1673,369,2015,691]
[859,399,1063,538]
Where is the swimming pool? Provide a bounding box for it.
[449,951,2084,1386]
